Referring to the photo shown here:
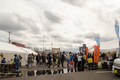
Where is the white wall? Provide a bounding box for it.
[1,53,27,66]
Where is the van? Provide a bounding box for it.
[112,58,120,76]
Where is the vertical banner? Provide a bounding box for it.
[95,34,100,47]
[115,20,120,55]
[86,47,89,60]
[94,46,99,63]
[79,47,82,53]
[83,44,86,55]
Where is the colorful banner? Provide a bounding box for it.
[86,47,89,60]
[95,34,100,47]
[94,46,99,63]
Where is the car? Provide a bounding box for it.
[112,58,120,76]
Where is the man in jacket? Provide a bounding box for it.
[14,54,19,71]
[48,54,51,68]
[36,54,40,66]
[61,52,65,67]
[28,54,32,68]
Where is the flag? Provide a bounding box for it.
[94,46,99,63]
[86,47,89,60]
[115,20,119,39]
[95,34,100,47]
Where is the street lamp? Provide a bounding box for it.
[70,42,72,52]
[43,35,45,53]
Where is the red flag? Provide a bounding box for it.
[86,47,89,60]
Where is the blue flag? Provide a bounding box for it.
[115,20,119,39]
[95,36,100,47]
[115,20,120,46]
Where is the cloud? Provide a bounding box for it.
[84,33,98,40]
[0,13,41,35]
[44,11,61,24]
[72,39,84,44]
[100,36,116,42]
[61,0,86,7]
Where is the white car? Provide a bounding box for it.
[112,58,120,76]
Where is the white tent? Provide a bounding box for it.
[0,41,28,66]
[90,39,119,52]
[19,47,38,55]
[100,39,119,51]
[0,41,27,53]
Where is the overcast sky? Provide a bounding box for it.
[0,0,120,52]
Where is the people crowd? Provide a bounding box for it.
[0,51,119,72]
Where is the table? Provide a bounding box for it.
[0,63,10,72]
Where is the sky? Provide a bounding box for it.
[0,0,120,53]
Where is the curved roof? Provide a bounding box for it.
[19,47,38,55]
[0,41,27,54]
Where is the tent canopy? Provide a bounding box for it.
[100,39,119,51]
[90,39,119,52]
[0,41,27,54]
[19,47,38,55]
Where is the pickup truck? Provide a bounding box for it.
[112,58,120,76]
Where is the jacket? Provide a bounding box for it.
[14,56,19,63]
[28,55,32,63]
[66,54,70,60]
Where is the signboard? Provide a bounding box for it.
[52,48,60,53]
[86,47,89,60]
[82,44,86,55]
[94,46,99,63]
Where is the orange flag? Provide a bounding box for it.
[94,46,99,63]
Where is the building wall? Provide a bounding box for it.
[12,42,25,48]
[52,48,60,53]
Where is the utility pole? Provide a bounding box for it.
[43,35,45,53]
[34,44,35,51]
[51,42,53,53]
[8,31,11,43]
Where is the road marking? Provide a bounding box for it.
[95,71,112,73]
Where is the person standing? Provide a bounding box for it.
[53,55,56,67]
[81,53,85,71]
[14,54,19,71]
[31,53,35,66]
[61,52,65,67]
[28,54,32,68]
[19,55,22,67]
[42,53,45,66]
[77,53,82,71]
[36,54,40,66]
[48,54,51,68]
[73,54,78,68]
[66,52,70,67]
[57,53,61,67]
[70,53,73,61]
[88,54,93,70]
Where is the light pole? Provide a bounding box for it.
[70,42,72,52]
[51,42,53,53]
[43,35,45,53]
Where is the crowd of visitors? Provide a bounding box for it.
[0,51,119,72]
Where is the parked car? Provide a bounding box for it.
[112,58,120,76]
